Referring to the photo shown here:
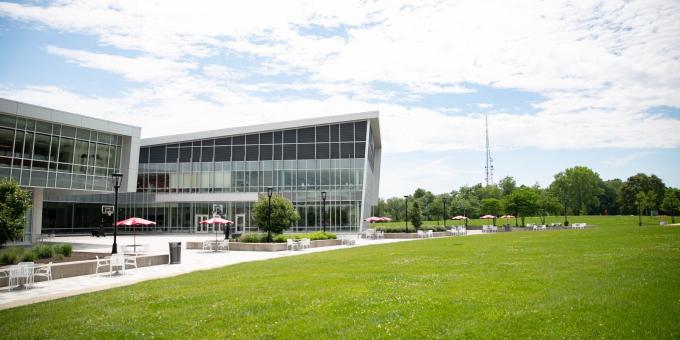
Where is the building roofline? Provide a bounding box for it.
[0,97,141,138]
[141,110,380,146]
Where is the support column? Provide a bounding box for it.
[30,188,43,244]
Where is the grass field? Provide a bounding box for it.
[1,216,679,338]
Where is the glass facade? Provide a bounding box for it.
[126,121,373,233]
[0,112,124,191]
[2,109,380,236]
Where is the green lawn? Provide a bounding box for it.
[1,216,679,338]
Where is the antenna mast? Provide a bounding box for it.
[484,114,494,186]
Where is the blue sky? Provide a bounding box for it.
[1,1,679,197]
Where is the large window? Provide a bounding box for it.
[0,114,125,191]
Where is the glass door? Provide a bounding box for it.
[235,214,245,234]
[195,214,209,233]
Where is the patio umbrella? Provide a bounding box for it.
[200,217,234,241]
[500,214,514,219]
[116,217,156,252]
[480,214,497,226]
[451,215,468,227]
[364,216,383,223]
[379,217,392,221]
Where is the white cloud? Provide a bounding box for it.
[1,0,680,196]
[47,46,196,83]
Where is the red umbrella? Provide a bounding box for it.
[200,217,234,242]
[379,217,392,222]
[451,215,468,220]
[116,217,156,253]
[364,217,383,223]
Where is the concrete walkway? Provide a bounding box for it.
[0,232,482,310]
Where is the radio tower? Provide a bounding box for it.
[484,114,494,186]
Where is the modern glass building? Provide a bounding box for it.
[0,97,381,240]
[0,98,140,242]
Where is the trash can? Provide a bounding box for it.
[504,224,511,232]
[169,242,181,264]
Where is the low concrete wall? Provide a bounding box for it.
[382,232,450,239]
[187,239,342,252]
[0,253,169,287]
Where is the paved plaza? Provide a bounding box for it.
[0,233,483,310]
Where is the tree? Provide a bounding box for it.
[428,196,445,225]
[410,201,423,230]
[599,179,623,215]
[480,198,502,216]
[635,191,653,217]
[550,166,604,215]
[498,176,517,196]
[662,188,680,223]
[505,188,539,227]
[536,190,561,225]
[383,197,406,221]
[0,179,32,246]
[621,173,666,214]
[252,194,300,242]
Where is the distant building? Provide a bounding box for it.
[0,98,381,242]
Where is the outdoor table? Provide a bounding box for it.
[292,240,302,250]
[204,240,223,252]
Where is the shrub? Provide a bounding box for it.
[272,234,289,243]
[239,233,268,243]
[33,244,55,259]
[420,226,447,232]
[20,250,36,262]
[273,232,337,242]
[0,247,24,265]
[376,225,416,233]
[56,243,73,257]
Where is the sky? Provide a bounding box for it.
[0,0,679,198]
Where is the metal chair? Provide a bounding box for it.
[34,262,52,281]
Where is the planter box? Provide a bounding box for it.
[382,232,450,239]
[0,253,169,288]
[186,239,342,252]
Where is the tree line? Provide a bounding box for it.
[374,166,680,226]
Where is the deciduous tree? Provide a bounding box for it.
[0,179,32,246]
[252,194,300,242]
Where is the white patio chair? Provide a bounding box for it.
[287,239,298,250]
[426,230,434,238]
[109,254,126,276]
[417,230,425,238]
[95,256,110,274]
[365,229,376,239]
[202,240,213,251]
[300,238,311,250]
[14,262,35,289]
[218,239,230,251]
[377,231,384,240]
[125,256,138,270]
[34,262,52,281]
[539,225,546,231]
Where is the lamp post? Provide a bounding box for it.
[636,200,641,226]
[321,191,327,232]
[464,207,467,227]
[267,187,273,242]
[111,172,123,254]
[443,197,448,229]
[563,193,569,226]
[404,195,409,232]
